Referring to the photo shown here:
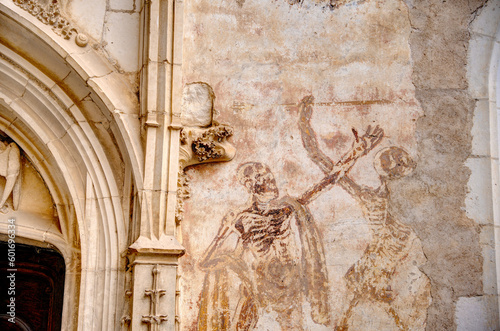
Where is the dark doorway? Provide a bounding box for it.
[0,241,65,331]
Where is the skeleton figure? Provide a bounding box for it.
[336,147,420,331]
[0,141,21,213]
[297,95,430,330]
[198,124,383,330]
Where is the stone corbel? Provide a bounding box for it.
[179,124,235,168]
[174,82,236,225]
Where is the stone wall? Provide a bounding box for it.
[1,0,498,329]
[395,1,488,329]
[176,0,489,329]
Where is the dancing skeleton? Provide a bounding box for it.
[198,123,383,330]
[298,95,429,331]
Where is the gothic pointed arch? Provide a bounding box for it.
[0,1,144,329]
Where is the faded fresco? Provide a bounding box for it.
[198,124,382,329]
[298,96,431,330]
[180,0,429,329]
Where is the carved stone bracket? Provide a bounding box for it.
[142,265,168,331]
[179,124,235,167]
[174,82,236,225]
[13,0,89,47]
[175,125,235,224]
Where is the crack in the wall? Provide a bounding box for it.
[469,0,489,25]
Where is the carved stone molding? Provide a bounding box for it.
[175,169,190,225]
[12,0,88,47]
[142,265,168,331]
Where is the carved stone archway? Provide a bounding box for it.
[0,1,238,330]
[0,1,144,329]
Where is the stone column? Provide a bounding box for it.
[125,2,236,330]
[126,0,185,330]
[128,247,183,331]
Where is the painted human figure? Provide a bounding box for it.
[198,124,383,330]
[297,95,431,330]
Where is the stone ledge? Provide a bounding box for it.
[128,235,185,264]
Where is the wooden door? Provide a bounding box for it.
[0,241,65,331]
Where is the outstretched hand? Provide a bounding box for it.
[352,125,384,155]
[299,95,315,121]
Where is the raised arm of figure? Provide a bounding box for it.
[298,95,334,174]
[297,95,383,204]
[338,176,363,199]
[298,125,383,205]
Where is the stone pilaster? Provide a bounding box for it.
[126,0,186,329]
[125,2,236,330]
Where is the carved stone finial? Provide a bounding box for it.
[75,33,89,47]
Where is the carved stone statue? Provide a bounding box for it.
[0,141,22,213]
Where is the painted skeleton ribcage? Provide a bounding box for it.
[347,192,413,291]
[359,192,389,227]
[235,206,294,261]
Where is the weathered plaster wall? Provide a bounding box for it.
[175,0,500,329]
[177,0,450,329]
[397,0,489,329]
[1,0,498,329]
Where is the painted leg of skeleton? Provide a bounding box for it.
[233,285,258,331]
[386,305,408,331]
[335,296,360,331]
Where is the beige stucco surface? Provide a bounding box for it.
[179,0,433,329]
